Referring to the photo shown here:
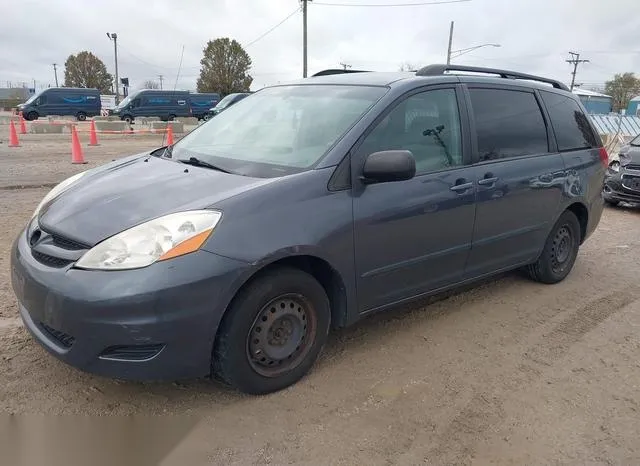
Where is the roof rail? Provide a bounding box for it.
[311,69,371,77]
[415,64,570,91]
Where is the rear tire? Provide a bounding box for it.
[26,111,38,121]
[76,112,87,121]
[213,267,331,395]
[168,114,176,121]
[122,115,133,124]
[527,210,581,284]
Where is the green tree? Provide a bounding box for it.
[605,72,640,112]
[64,51,113,93]
[197,38,253,95]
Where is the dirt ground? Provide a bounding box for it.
[1,130,640,465]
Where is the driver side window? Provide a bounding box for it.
[359,88,463,174]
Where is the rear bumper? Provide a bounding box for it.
[10,229,249,381]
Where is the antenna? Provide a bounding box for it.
[161,45,186,149]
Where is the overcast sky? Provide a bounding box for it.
[3,0,639,93]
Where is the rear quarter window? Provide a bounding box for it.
[540,91,599,151]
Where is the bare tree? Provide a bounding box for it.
[143,80,160,89]
[399,62,418,72]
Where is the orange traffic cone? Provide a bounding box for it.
[88,120,99,146]
[71,126,87,164]
[8,120,20,147]
[166,124,174,145]
[19,114,27,134]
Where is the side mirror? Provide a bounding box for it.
[361,150,416,184]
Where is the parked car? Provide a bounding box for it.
[111,89,191,123]
[189,92,220,120]
[11,64,607,395]
[17,87,101,121]
[603,133,640,205]
[203,92,251,120]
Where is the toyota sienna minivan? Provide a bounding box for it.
[11,64,607,395]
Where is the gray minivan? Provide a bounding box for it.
[18,87,101,121]
[11,65,607,395]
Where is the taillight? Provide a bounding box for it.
[599,147,609,167]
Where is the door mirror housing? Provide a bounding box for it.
[361,150,416,184]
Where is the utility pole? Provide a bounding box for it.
[566,51,589,91]
[158,74,164,89]
[302,0,311,78]
[446,21,454,65]
[52,63,59,87]
[107,33,120,104]
[340,62,351,71]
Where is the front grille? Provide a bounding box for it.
[31,250,72,268]
[622,175,640,192]
[625,164,640,171]
[99,344,165,361]
[51,234,87,250]
[40,323,75,348]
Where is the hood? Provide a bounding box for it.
[38,154,274,246]
[619,144,640,165]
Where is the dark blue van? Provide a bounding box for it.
[189,93,220,120]
[112,89,191,123]
[18,88,101,121]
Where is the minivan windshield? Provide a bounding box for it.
[115,92,138,110]
[23,90,44,105]
[171,85,387,177]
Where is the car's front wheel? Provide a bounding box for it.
[213,267,331,395]
[527,210,581,284]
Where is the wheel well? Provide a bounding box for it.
[233,255,348,329]
[566,202,588,244]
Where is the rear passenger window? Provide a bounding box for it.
[469,88,548,161]
[540,91,599,151]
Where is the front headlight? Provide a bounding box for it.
[33,171,87,219]
[75,210,222,270]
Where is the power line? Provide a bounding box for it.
[313,0,470,6]
[245,7,300,47]
[566,51,589,91]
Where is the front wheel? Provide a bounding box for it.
[213,267,331,395]
[76,112,87,121]
[26,111,38,121]
[527,210,581,284]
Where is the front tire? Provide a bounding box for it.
[527,210,581,284]
[26,111,38,121]
[213,267,331,395]
[76,112,87,121]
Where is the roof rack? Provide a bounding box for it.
[311,69,372,77]
[415,64,569,91]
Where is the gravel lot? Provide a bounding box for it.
[1,130,640,465]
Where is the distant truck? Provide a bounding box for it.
[17,87,101,121]
[189,93,220,120]
[111,89,191,123]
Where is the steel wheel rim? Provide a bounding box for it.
[551,225,573,274]
[246,293,317,377]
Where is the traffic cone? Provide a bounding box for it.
[19,114,27,134]
[88,120,99,146]
[8,120,20,147]
[71,126,87,164]
[166,124,174,145]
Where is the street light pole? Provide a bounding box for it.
[107,32,120,104]
[446,21,454,65]
[52,63,59,87]
[450,43,501,60]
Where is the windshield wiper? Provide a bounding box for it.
[179,156,232,173]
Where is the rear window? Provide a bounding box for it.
[540,91,599,151]
[468,88,549,161]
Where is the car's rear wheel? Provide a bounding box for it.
[527,210,580,284]
[213,267,331,395]
[76,112,87,121]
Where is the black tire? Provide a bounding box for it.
[527,210,581,284]
[76,112,87,121]
[26,111,38,121]
[213,267,331,395]
[168,114,176,121]
[122,115,133,124]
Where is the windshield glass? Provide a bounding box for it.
[115,91,138,110]
[172,85,387,177]
[630,134,640,146]
[215,93,241,111]
[24,90,44,105]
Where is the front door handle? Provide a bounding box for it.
[450,181,473,193]
[477,177,498,186]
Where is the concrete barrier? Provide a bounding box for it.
[94,121,129,132]
[177,117,199,126]
[92,116,119,122]
[30,123,66,134]
[137,117,160,124]
[0,115,20,124]
[150,121,184,133]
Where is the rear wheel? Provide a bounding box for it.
[122,115,133,124]
[527,210,581,284]
[76,112,87,121]
[168,114,176,121]
[213,267,331,395]
[26,111,38,121]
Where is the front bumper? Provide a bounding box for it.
[10,227,249,381]
[603,169,640,203]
